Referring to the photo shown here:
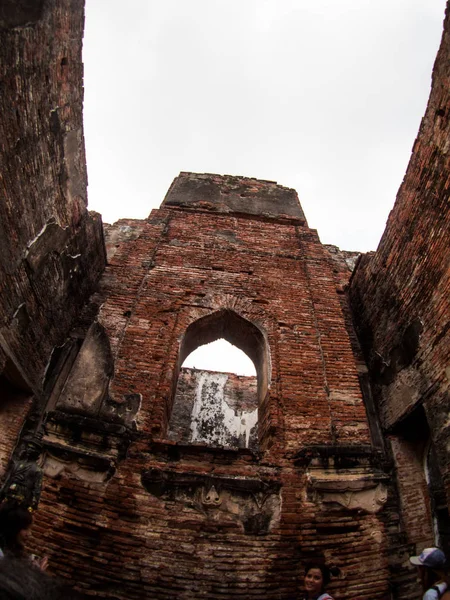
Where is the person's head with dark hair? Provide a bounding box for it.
[303,562,339,600]
[0,502,33,558]
[0,558,83,600]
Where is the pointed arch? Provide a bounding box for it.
[169,309,271,449]
[178,309,270,405]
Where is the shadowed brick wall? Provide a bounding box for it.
[350,0,450,560]
[0,0,105,398]
[0,0,106,480]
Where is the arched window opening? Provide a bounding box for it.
[168,310,270,451]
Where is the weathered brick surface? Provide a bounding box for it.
[349,0,450,565]
[1,0,447,597]
[0,0,106,395]
[389,437,434,548]
[99,190,371,452]
[32,174,394,599]
[0,2,106,581]
[35,453,391,599]
[0,380,32,478]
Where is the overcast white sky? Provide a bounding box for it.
[82,0,446,374]
[83,0,446,253]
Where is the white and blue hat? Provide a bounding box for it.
[409,548,447,569]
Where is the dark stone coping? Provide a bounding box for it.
[141,466,281,498]
[148,439,262,462]
[43,440,116,473]
[293,444,388,468]
[162,172,306,223]
[46,410,133,436]
[163,205,306,226]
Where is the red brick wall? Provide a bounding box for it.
[389,437,434,548]
[0,0,446,596]
[0,379,32,478]
[0,0,105,394]
[35,451,390,599]
[100,200,370,452]
[33,175,393,599]
[349,5,450,578]
[349,2,450,518]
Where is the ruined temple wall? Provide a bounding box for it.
[98,201,371,452]
[349,1,450,552]
[0,0,446,596]
[32,176,395,599]
[34,448,390,600]
[0,0,106,396]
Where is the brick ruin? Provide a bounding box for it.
[0,1,449,599]
[349,0,450,567]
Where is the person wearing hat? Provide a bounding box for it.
[410,547,450,599]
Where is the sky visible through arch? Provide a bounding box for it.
[82,0,446,374]
[183,339,256,376]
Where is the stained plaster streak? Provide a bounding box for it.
[190,372,258,448]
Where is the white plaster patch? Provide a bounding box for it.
[190,372,258,448]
